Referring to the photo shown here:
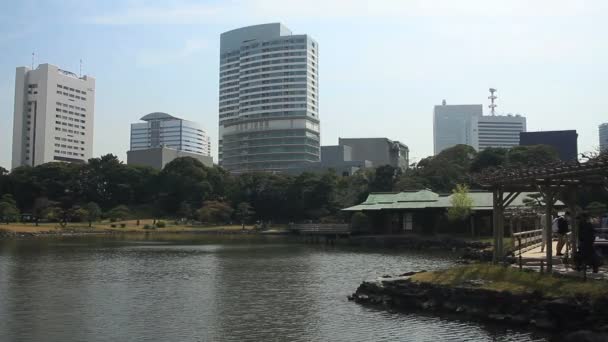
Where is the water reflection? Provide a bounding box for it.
[0,235,549,341]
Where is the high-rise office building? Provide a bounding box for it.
[477,114,526,150]
[218,23,320,173]
[130,112,211,156]
[520,130,578,161]
[11,63,95,168]
[433,101,482,154]
[600,123,608,152]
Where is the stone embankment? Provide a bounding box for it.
[349,272,608,338]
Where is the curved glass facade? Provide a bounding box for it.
[219,23,320,173]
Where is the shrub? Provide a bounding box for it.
[109,218,116,223]
[143,224,152,229]
[110,224,116,228]
[156,220,166,228]
[351,212,370,232]
[120,223,126,228]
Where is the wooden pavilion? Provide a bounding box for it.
[475,154,608,272]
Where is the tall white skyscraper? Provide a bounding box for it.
[477,114,526,150]
[219,23,320,173]
[600,123,608,152]
[433,101,482,154]
[130,112,211,156]
[12,63,95,169]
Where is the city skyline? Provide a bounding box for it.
[1,0,607,169]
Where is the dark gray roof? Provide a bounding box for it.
[140,112,178,121]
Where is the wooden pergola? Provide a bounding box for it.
[476,154,608,272]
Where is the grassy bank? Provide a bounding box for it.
[0,220,287,234]
[411,264,608,299]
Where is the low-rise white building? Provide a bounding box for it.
[11,63,95,168]
[130,112,211,156]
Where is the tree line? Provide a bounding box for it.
[1,144,597,225]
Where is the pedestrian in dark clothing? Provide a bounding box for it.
[578,213,599,273]
[555,211,570,256]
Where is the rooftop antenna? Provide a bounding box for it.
[488,88,497,116]
[79,59,83,77]
[31,52,35,69]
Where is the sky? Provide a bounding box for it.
[1,0,607,169]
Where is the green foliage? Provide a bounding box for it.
[177,201,193,219]
[0,194,20,224]
[235,202,254,223]
[470,148,508,173]
[155,220,166,228]
[351,212,370,232]
[106,205,131,221]
[197,201,233,224]
[85,202,102,226]
[143,224,152,229]
[412,264,608,299]
[447,184,473,222]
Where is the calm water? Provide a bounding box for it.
[0,234,548,342]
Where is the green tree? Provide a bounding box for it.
[177,201,193,220]
[447,184,473,222]
[0,194,20,224]
[470,147,508,173]
[32,197,51,226]
[197,201,233,224]
[85,202,102,227]
[235,202,255,225]
[369,165,398,192]
[106,205,131,221]
[351,212,370,232]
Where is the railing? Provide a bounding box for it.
[513,229,544,256]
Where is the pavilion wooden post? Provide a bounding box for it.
[541,188,556,273]
[492,188,506,264]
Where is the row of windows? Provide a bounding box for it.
[240,70,308,82]
[240,44,308,57]
[56,101,86,112]
[240,96,307,107]
[222,152,319,164]
[56,120,86,129]
[223,138,319,151]
[239,51,307,64]
[54,149,85,157]
[238,83,307,95]
[242,39,306,51]
[241,63,308,76]
[56,108,86,118]
[239,58,307,71]
[55,127,85,135]
[240,103,308,113]
[55,137,85,144]
[240,77,308,89]
[55,143,85,151]
[57,84,87,95]
[56,114,86,123]
[222,128,319,142]
[56,90,87,101]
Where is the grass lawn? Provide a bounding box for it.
[411,264,608,299]
[0,220,287,233]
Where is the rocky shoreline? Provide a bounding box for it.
[348,271,608,339]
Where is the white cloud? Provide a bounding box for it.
[135,39,208,67]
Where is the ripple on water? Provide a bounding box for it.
[0,236,549,342]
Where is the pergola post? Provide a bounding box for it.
[541,188,555,273]
[492,188,505,264]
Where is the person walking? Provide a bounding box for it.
[578,212,599,273]
[555,211,571,256]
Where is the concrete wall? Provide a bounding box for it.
[127,147,213,170]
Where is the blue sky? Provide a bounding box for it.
[1,0,607,168]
